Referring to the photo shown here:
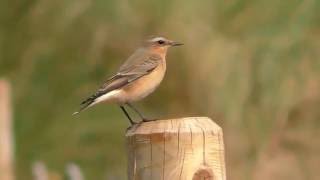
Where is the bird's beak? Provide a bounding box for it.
[169,41,184,46]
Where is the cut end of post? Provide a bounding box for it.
[126,116,222,135]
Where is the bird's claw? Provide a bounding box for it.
[126,118,159,131]
[142,118,158,122]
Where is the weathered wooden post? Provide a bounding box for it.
[0,79,14,180]
[126,117,226,180]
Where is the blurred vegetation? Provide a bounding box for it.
[1,0,320,179]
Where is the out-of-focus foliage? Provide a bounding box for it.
[1,0,320,179]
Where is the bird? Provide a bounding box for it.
[73,36,183,125]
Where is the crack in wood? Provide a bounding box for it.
[189,124,193,154]
[218,132,225,180]
[179,149,186,180]
[177,122,181,155]
[195,118,207,165]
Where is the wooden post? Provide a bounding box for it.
[126,117,226,180]
[0,79,14,180]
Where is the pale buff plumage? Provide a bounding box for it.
[91,60,166,106]
[74,37,182,124]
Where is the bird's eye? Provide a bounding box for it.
[157,40,165,44]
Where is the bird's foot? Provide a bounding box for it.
[126,121,139,131]
[142,118,159,122]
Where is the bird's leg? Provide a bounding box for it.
[126,103,158,122]
[126,103,146,120]
[120,106,136,125]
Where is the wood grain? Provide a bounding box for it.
[126,117,226,180]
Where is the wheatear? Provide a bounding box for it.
[73,37,183,124]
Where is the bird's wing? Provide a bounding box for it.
[75,54,161,113]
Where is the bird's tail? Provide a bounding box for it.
[72,100,95,116]
[72,111,81,116]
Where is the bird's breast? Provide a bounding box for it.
[120,61,166,102]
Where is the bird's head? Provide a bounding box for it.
[144,36,183,55]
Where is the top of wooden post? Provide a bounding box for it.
[126,117,222,136]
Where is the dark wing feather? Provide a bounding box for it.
[77,53,161,112]
[80,75,127,105]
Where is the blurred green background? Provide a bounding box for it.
[1,0,320,179]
